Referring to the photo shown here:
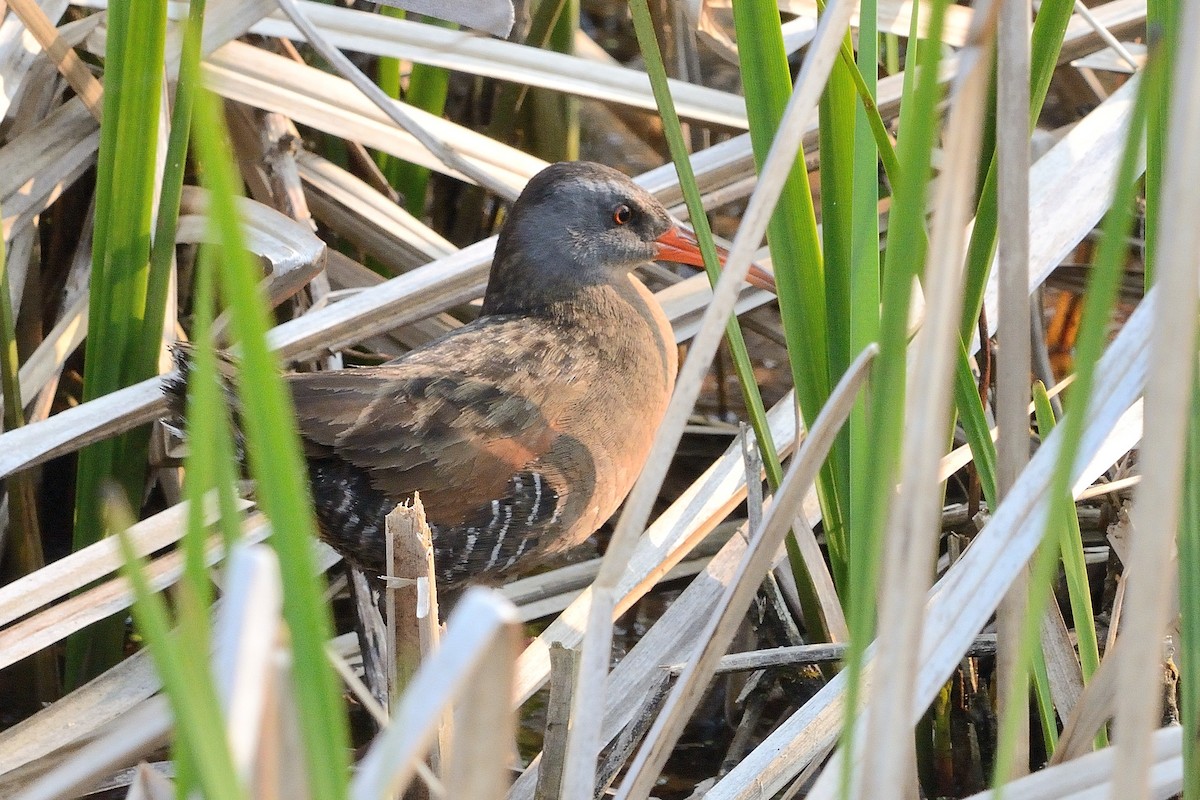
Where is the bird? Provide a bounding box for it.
[165,161,774,590]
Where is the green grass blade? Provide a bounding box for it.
[190,85,350,800]
[91,2,167,389]
[954,342,998,507]
[111,497,246,800]
[1032,381,1105,750]
[627,4,782,479]
[732,0,851,595]
[68,0,168,686]
[884,33,900,74]
[173,231,243,800]
[1180,373,1200,799]
[1029,638,1059,752]
[840,0,949,792]
[991,493,1063,793]
[529,0,579,163]
[1144,0,1179,282]
[848,0,882,545]
[182,250,243,607]
[821,44,858,394]
[135,0,207,376]
[375,6,404,177]
[847,0,947,641]
[810,0,902,188]
[1032,384,1101,679]
[0,201,56,701]
[895,1,923,135]
[394,59,452,212]
[822,1,1000,596]
[820,26,859,537]
[168,9,249,758]
[376,10,456,215]
[488,0,568,150]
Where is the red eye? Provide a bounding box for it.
[612,204,632,225]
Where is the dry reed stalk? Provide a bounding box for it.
[1039,600,1085,722]
[995,0,1033,777]
[384,495,443,786]
[533,642,576,800]
[966,726,1182,799]
[4,0,104,120]
[1109,0,1200,791]
[1051,652,1121,764]
[371,0,514,37]
[11,697,173,800]
[249,1,746,128]
[211,546,286,784]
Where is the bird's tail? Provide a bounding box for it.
[161,343,245,456]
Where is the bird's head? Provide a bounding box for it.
[484,161,772,315]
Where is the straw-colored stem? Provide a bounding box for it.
[995,0,1033,778]
[1111,6,1200,793]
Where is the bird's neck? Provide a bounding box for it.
[483,245,630,310]
[480,270,674,375]
[487,273,649,325]
[554,277,677,386]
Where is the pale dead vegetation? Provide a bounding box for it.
[0,1,1189,798]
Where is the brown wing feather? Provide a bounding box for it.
[286,318,572,526]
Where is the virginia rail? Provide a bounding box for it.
[166,161,773,589]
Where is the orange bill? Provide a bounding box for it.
[653,226,776,293]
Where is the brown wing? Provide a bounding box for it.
[286,317,585,530]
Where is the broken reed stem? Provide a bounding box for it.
[595,672,672,798]
[444,608,522,800]
[385,494,443,782]
[665,634,1000,676]
[349,565,389,715]
[385,495,441,687]
[535,642,578,800]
